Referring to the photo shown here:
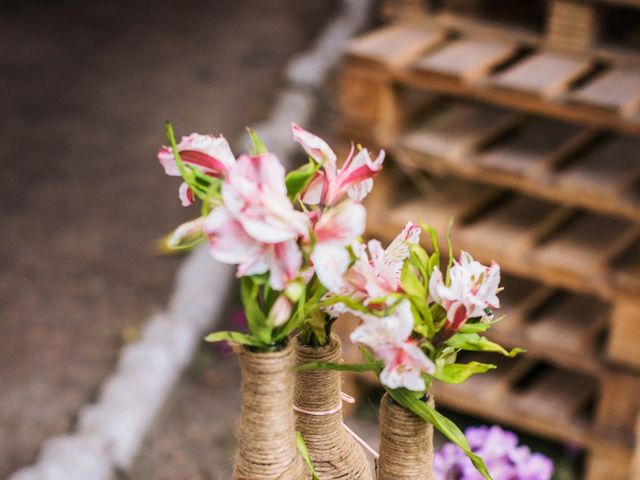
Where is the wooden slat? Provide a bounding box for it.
[526,293,608,357]
[556,136,640,197]
[569,68,640,112]
[514,367,595,422]
[413,38,519,82]
[477,118,583,177]
[491,51,592,98]
[535,213,632,283]
[402,102,519,160]
[346,24,446,69]
[458,195,558,261]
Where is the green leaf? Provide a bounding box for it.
[401,262,425,298]
[446,333,524,357]
[204,331,263,347]
[457,322,491,334]
[285,161,320,200]
[445,216,455,286]
[240,277,271,344]
[297,360,383,373]
[247,128,268,155]
[387,388,493,480]
[296,432,320,480]
[434,361,496,384]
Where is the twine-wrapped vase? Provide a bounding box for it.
[295,334,374,479]
[377,392,434,480]
[234,342,308,480]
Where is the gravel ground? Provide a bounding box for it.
[0,0,335,476]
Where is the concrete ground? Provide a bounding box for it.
[0,0,335,476]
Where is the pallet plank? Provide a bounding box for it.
[413,38,518,82]
[402,102,517,160]
[491,51,591,98]
[556,136,640,196]
[535,213,631,281]
[346,23,446,68]
[514,367,595,421]
[477,118,583,177]
[459,195,558,260]
[526,293,608,355]
[569,68,640,112]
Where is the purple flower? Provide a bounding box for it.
[434,425,554,480]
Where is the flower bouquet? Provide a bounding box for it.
[158,122,522,480]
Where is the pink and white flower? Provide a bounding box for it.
[158,133,236,206]
[203,152,309,290]
[346,221,421,301]
[350,300,435,391]
[204,207,302,290]
[429,251,501,333]
[310,200,366,293]
[292,124,384,206]
[223,153,309,243]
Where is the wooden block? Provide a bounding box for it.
[570,68,640,112]
[535,212,631,282]
[614,239,640,294]
[491,51,591,99]
[585,447,634,480]
[556,136,640,197]
[347,24,446,69]
[596,370,640,438]
[526,293,608,356]
[402,101,516,160]
[633,416,640,480]
[546,0,599,52]
[459,195,558,261]
[608,295,640,370]
[413,38,518,82]
[477,118,583,177]
[338,65,400,144]
[513,367,595,422]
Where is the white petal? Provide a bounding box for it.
[312,243,350,293]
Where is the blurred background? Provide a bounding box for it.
[1,0,639,479]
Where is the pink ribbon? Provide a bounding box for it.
[293,392,380,459]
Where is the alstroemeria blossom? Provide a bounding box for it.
[158,133,236,206]
[223,153,309,243]
[323,222,421,319]
[292,123,384,206]
[346,221,421,301]
[350,301,435,391]
[204,207,302,290]
[311,200,366,293]
[429,251,501,332]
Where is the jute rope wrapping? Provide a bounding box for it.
[294,334,374,479]
[377,392,434,480]
[234,343,308,480]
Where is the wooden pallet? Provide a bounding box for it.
[341,23,640,140]
[394,99,640,222]
[365,167,640,369]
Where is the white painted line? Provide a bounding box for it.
[8,2,372,478]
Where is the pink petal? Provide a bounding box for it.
[268,240,303,290]
[178,182,195,207]
[204,207,262,265]
[291,123,337,177]
[314,200,366,245]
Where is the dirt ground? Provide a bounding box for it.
[0,0,336,476]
